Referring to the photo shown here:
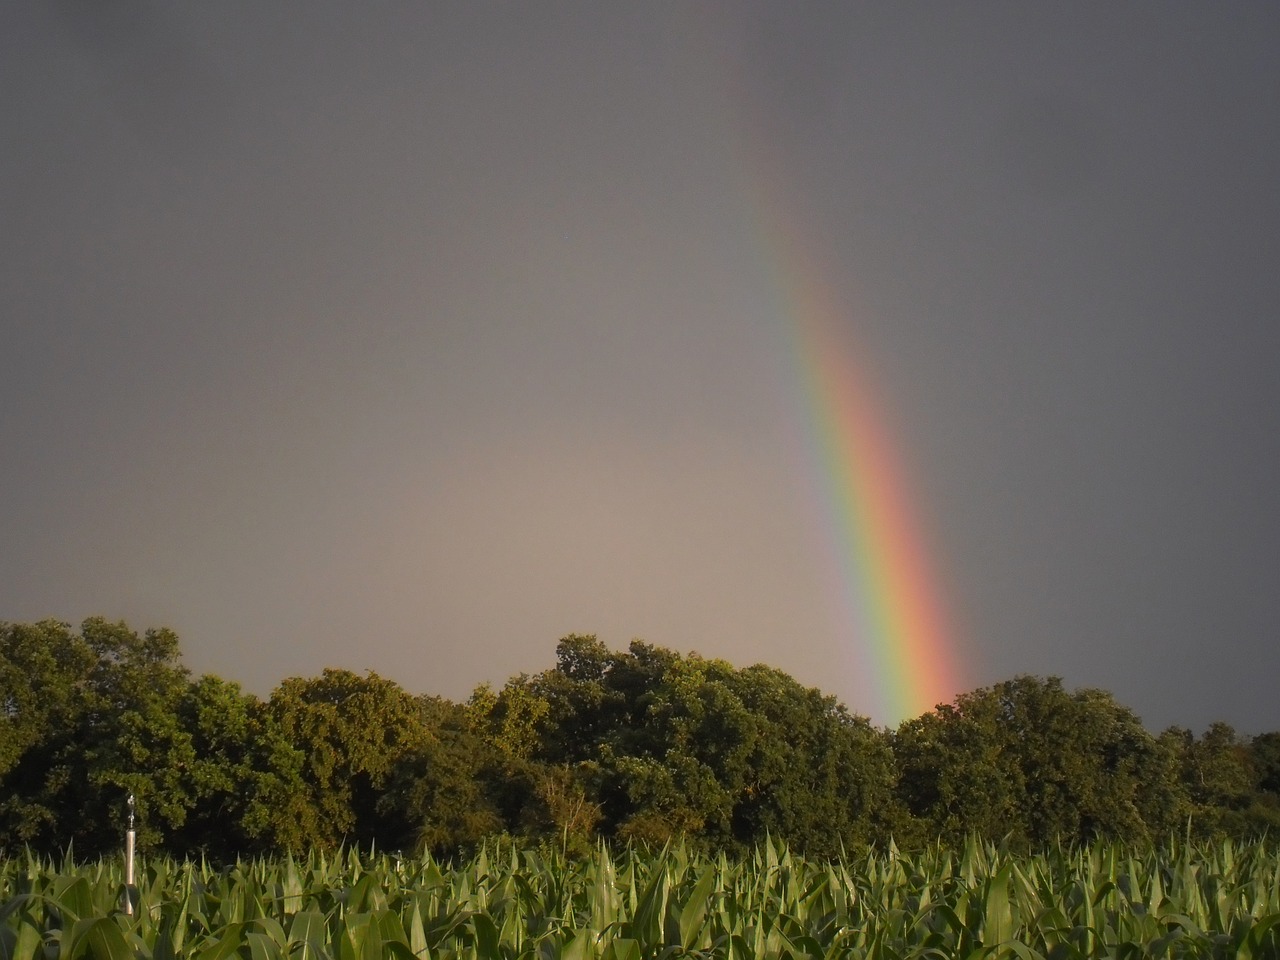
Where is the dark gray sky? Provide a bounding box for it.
[3,2,1277,731]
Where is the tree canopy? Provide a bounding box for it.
[2,619,1276,859]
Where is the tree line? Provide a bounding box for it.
[2,618,1277,860]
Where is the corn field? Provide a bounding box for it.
[2,838,1278,959]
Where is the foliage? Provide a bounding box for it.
[4,619,1280,860]
[470,636,896,856]
[0,618,197,856]
[2,839,1279,959]
[1167,722,1280,840]
[253,669,439,852]
[893,676,1187,848]
[381,696,507,856]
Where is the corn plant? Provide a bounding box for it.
[2,838,1278,959]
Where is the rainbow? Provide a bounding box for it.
[669,6,964,723]
[738,156,964,726]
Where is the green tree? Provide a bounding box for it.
[0,619,98,847]
[257,669,434,851]
[166,675,269,859]
[894,693,1026,845]
[894,676,1182,848]
[502,637,894,855]
[1251,732,1280,796]
[0,618,199,856]
[380,696,506,856]
[1170,722,1271,839]
[467,676,552,764]
[725,663,894,854]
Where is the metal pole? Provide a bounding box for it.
[123,794,136,916]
